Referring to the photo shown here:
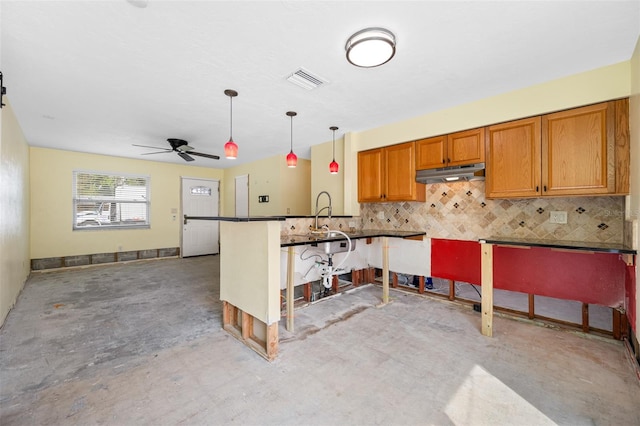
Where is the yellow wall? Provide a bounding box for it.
[279,156,311,215]
[629,37,640,339]
[0,100,31,325]
[311,135,344,215]
[223,154,310,216]
[30,147,223,259]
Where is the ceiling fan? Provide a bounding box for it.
[133,138,220,162]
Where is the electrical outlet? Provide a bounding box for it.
[549,211,567,224]
[377,211,385,220]
[349,221,356,228]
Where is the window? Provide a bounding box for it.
[73,171,150,230]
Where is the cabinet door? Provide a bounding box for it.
[415,136,447,169]
[542,102,613,196]
[448,128,485,166]
[386,142,424,202]
[358,148,385,202]
[486,117,541,199]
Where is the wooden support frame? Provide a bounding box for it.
[581,303,589,333]
[528,294,535,319]
[448,279,455,301]
[480,243,494,337]
[418,276,425,294]
[381,236,390,305]
[303,283,312,302]
[223,301,278,361]
[286,246,295,332]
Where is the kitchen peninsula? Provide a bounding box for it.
[184,215,425,360]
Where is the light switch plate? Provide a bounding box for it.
[550,211,567,224]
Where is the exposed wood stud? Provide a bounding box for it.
[242,311,252,340]
[480,243,494,337]
[528,294,535,319]
[582,303,589,333]
[382,236,389,305]
[448,279,455,301]
[286,246,295,332]
[303,283,311,302]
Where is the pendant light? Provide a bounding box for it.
[224,89,238,159]
[329,126,339,174]
[286,111,298,168]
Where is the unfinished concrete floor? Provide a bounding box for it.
[1,256,639,425]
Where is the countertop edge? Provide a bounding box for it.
[281,230,426,247]
[479,238,637,255]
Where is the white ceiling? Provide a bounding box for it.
[2,1,639,168]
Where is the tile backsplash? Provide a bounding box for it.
[359,181,625,243]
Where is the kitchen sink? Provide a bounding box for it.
[311,237,356,254]
[291,231,357,254]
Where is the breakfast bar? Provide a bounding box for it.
[187,215,426,360]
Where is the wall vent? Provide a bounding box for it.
[286,68,328,90]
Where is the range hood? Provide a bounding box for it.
[416,162,485,184]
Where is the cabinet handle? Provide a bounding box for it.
[536,186,539,192]
[442,159,445,164]
[447,158,451,163]
[543,185,547,192]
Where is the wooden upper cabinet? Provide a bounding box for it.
[415,135,447,169]
[486,100,628,199]
[386,142,424,201]
[416,128,484,170]
[542,102,613,196]
[486,117,541,198]
[358,148,385,203]
[358,142,425,203]
[447,128,485,166]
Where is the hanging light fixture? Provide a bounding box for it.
[223,89,238,159]
[286,111,298,168]
[329,126,339,174]
[345,27,396,68]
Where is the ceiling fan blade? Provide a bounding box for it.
[189,151,220,160]
[133,144,171,150]
[178,152,195,162]
[141,150,172,155]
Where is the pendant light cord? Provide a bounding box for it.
[229,96,233,141]
[332,128,336,161]
[290,115,293,151]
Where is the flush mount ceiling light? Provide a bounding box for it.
[345,27,396,68]
[329,126,339,174]
[286,111,298,168]
[224,89,238,159]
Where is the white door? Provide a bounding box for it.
[181,177,219,257]
[235,174,249,216]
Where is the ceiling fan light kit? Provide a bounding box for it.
[345,27,396,68]
[286,111,298,168]
[224,89,239,160]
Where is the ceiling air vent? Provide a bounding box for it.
[286,68,328,90]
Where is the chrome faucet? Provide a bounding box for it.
[314,191,332,231]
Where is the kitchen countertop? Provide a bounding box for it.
[184,215,353,222]
[184,215,287,222]
[479,237,636,255]
[281,230,426,247]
